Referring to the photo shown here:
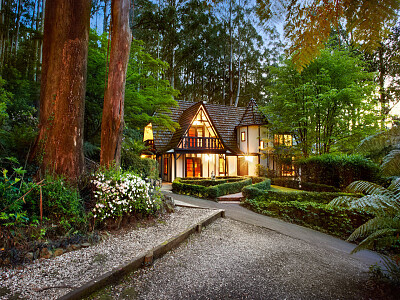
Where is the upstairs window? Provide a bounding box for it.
[241,131,246,142]
[274,134,292,147]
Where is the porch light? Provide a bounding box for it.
[245,156,253,162]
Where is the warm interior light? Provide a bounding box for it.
[245,156,253,162]
[141,154,146,158]
[205,154,210,161]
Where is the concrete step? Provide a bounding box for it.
[217,192,244,202]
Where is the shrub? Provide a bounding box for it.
[206,178,252,198]
[271,178,300,189]
[271,178,340,192]
[252,190,360,204]
[121,154,159,179]
[172,177,252,199]
[24,175,86,231]
[297,154,380,189]
[92,170,161,224]
[244,198,372,238]
[242,178,272,199]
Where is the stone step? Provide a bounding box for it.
[217,192,244,202]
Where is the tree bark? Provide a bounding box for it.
[100,0,132,168]
[32,0,90,182]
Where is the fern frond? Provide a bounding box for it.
[357,126,400,155]
[348,194,400,216]
[348,216,400,242]
[346,180,391,196]
[351,228,400,254]
[388,177,400,191]
[381,148,400,177]
[328,196,357,207]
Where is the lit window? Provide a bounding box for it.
[241,131,246,142]
[260,141,265,149]
[274,134,292,146]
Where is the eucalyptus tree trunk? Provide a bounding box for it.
[32,0,90,182]
[229,0,233,106]
[100,0,132,168]
[0,0,4,71]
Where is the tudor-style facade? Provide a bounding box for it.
[143,99,291,181]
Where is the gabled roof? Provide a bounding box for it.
[153,99,267,154]
[238,98,268,126]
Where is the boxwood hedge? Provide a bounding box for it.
[172,177,252,200]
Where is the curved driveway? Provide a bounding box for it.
[167,191,383,267]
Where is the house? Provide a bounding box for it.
[142,99,294,181]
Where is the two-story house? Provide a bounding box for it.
[142,99,293,181]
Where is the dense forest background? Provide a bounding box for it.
[0,0,399,176]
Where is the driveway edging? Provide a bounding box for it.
[58,209,224,300]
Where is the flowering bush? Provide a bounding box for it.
[92,170,161,222]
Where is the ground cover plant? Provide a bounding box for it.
[172,177,252,199]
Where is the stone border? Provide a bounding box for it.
[58,209,225,300]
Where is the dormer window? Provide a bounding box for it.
[241,131,246,142]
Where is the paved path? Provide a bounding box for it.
[164,191,383,267]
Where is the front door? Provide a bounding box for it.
[186,157,202,177]
[238,157,248,176]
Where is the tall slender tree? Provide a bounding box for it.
[32,0,91,181]
[100,0,132,167]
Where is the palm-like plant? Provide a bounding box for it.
[330,126,400,280]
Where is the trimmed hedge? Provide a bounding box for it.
[245,190,360,204]
[244,198,372,238]
[172,177,252,200]
[242,178,272,199]
[271,178,340,192]
[179,177,244,187]
[244,176,268,184]
[297,154,380,189]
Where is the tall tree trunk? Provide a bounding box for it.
[100,0,132,168]
[13,0,23,55]
[103,0,109,34]
[0,0,4,72]
[229,0,233,106]
[378,45,387,126]
[32,0,90,182]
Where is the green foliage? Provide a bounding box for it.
[271,178,341,192]
[121,151,159,180]
[297,154,380,189]
[0,76,37,164]
[356,126,400,177]
[24,175,86,231]
[242,178,272,199]
[172,177,252,199]
[244,197,372,238]
[265,47,379,156]
[125,39,179,132]
[245,189,360,205]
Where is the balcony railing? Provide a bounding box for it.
[180,137,222,150]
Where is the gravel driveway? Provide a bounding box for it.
[90,218,378,300]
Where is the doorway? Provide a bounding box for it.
[186,157,202,177]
